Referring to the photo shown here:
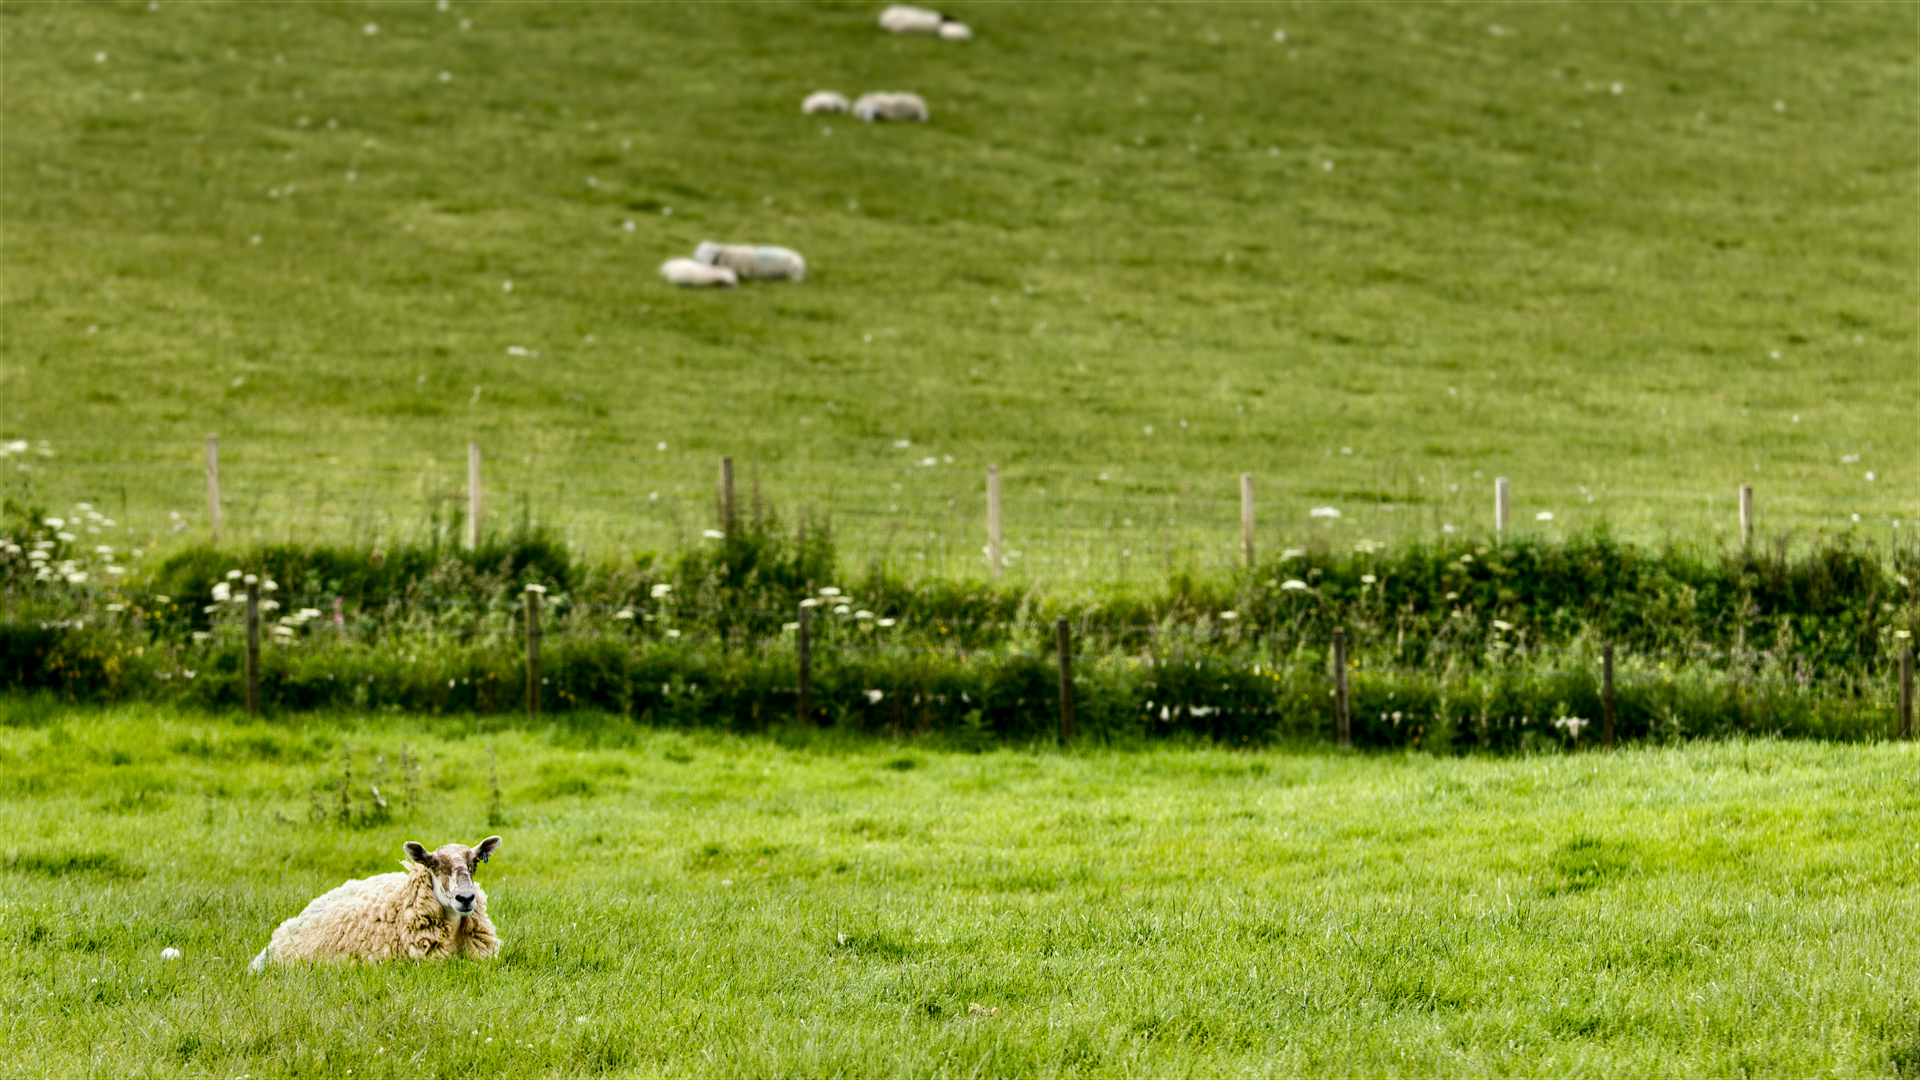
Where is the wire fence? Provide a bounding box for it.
[7,437,1916,586]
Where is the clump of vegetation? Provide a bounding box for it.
[2,499,1913,747]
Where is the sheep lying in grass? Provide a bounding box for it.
[660,257,739,288]
[695,241,806,282]
[853,92,929,123]
[878,5,971,39]
[803,90,849,115]
[249,837,502,971]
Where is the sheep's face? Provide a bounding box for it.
[404,836,501,917]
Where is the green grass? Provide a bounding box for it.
[2,2,1915,578]
[5,704,1920,1075]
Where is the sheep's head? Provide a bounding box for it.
[404,836,501,917]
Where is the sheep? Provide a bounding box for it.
[659,257,739,288]
[877,5,972,39]
[853,92,929,123]
[248,837,502,971]
[694,241,806,282]
[877,5,943,33]
[803,90,849,115]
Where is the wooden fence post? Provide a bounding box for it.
[1494,477,1510,537]
[205,434,221,545]
[1901,643,1914,741]
[1056,616,1075,746]
[524,585,541,717]
[468,442,483,550]
[1602,643,1616,747]
[1739,483,1754,550]
[797,604,813,725]
[1240,473,1255,568]
[1332,627,1350,747]
[244,574,260,715]
[718,456,735,537]
[987,465,1002,582]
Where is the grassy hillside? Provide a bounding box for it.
[2,2,1914,577]
[6,706,1920,1075]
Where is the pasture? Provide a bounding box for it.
[2,2,1915,578]
[4,704,1919,1075]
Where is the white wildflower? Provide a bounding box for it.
[1280,580,1308,591]
[1309,507,1340,518]
[1552,715,1590,739]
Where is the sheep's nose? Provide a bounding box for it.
[455,892,475,907]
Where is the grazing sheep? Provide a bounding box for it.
[853,92,929,123]
[660,258,739,288]
[803,90,849,114]
[249,837,502,972]
[694,241,806,282]
[938,20,973,40]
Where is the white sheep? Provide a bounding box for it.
[877,5,943,33]
[249,837,502,971]
[853,92,929,123]
[694,241,806,282]
[660,257,739,288]
[803,90,849,115]
[877,6,972,39]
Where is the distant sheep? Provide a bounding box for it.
[877,5,943,33]
[660,258,739,288]
[695,241,806,282]
[877,5,970,39]
[249,837,502,971]
[853,92,929,123]
[803,90,849,114]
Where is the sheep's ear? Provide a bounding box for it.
[474,836,502,864]
[404,842,433,865]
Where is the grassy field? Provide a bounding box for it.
[4,704,1920,1075]
[1,2,1915,577]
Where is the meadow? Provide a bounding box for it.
[2,1,1915,578]
[4,703,1920,1076]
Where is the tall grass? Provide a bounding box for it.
[5,502,1913,744]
